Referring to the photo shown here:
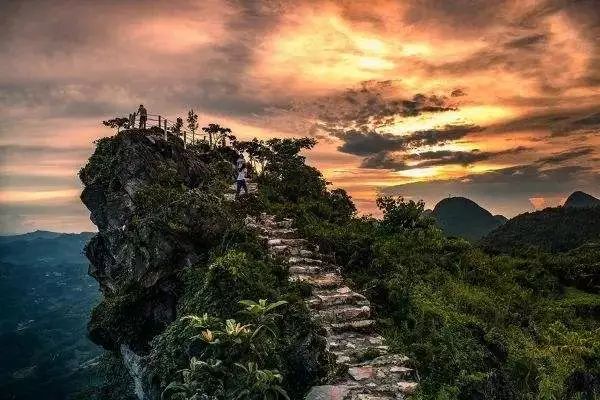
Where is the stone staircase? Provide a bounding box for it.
[246,213,419,400]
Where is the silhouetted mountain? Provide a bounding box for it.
[481,206,600,254]
[564,191,600,209]
[431,197,506,240]
[0,231,100,400]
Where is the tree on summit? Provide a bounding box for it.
[202,123,233,148]
[187,110,199,143]
[102,117,130,133]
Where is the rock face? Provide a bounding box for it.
[80,130,209,296]
[80,130,238,398]
[432,197,506,240]
[564,191,600,209]
[247,214,419,399]
[79,129,237,357]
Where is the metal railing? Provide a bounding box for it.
[126,112,207,149]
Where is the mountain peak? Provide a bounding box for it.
[564,191,600,209]
[432,196,506,240]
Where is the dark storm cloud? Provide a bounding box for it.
[301,81,457,132]
[336,124,483,157]
[406,125,485,146]
[407,147,529,167]
[337,130,408,156]
[504,34,548,49]
[489,107,600,137]
[537,147,595,166]
[361,151,408,171]
[361,146,529,171]
[451,88,467,97]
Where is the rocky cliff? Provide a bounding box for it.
[81,130,209,294]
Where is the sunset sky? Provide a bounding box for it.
[1,0,599,233]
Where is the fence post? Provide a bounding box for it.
[158,115,161,130]
[164,119,167,140]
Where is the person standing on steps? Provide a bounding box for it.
[137,104,147,129]
[236,159,248,199]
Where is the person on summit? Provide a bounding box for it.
[235,158,248,199]
[137,104,147,129]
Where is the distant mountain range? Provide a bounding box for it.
[0,231,100,400]
[430,197,507,240]
[430,191,600,242]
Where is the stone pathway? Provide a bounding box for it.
[246,213,419,400]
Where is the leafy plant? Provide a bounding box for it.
[239,299,288,338]
[161,357,226,400]
[233,362,290,400]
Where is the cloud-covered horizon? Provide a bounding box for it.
[0,0,598,233]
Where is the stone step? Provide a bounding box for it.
[290,273,344,289]
[332,346,390,365]
[329,332,390,365]
[330,319,376,334]
[268,238,308,247]
[289,265,324,275]
[355,354,410,368]
[289,256,323,265]
[270,246,316,257]
[318,305,371,323]
[346,381,419,397]
[266,228,298,238]
[327,332,386,351]
[309,287,369,309]
[348,364,414,382]
[327,333,389,362]
[276,219,294,229]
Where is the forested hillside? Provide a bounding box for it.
[0,232,101,400]
[481,206,600,254]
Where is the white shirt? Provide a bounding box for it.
[237,168,247,181]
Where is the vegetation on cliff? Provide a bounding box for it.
[481,206,600,254]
